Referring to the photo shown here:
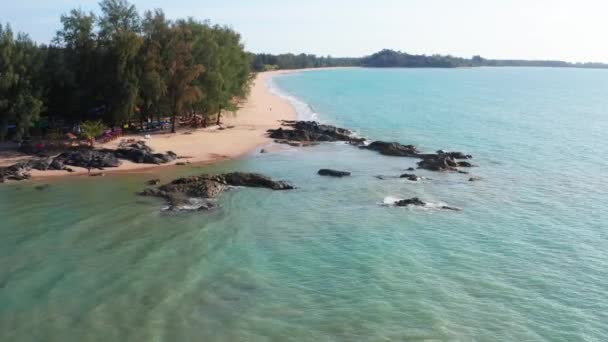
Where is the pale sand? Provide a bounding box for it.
[0,70,302,179]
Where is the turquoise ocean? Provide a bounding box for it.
[0,68,607,341]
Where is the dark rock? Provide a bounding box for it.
[89,172,105,177]
[64,167,74,173]
[437,150,472,159]
[268,121,365,145]
[55,150,121,169]
[469,177,482,182]
[176,162,187,166]
[457,161,473,167]
[115,142,177,164]
[458,170,470,174]
[318,169,351,177]
[393,197,462,211]
[161,177,226,198]
[213,172,294,190]
[27,157,53,171]
[417,154,458,171]
[147,179,161,186]
[395,197,426,207]
[406,167,415,171]
[441,205,462,211]
[399,173,420,181]
[260,149,267,153]
[140,172,294,210]
[361,141,419,157]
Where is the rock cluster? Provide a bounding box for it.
[268,121,365,145]
[115,142,177,164]
[1,142,179,183]
[140,172,294,210]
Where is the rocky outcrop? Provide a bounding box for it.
[115,142,177,165]
[54,150,122,169]
[0,155,70,181]
[394,197,461,211]
[417,154,458,171]
[140,172,294,211]
[361,141,419,157]
[0,142,181,183]
[359,141,473,172]
[0,163,32,181]
[318,169,351,177]
[416,151,474,172]
[395,197,426,207]
[268,121,365,145]
[437,150,472,160]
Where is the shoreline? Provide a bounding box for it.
[0,69,312,180]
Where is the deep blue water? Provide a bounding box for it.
[1,67,607,341]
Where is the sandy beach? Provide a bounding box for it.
[0,70,301,179]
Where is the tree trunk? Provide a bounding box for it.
[171,113,176,133]
[216,106,222,126]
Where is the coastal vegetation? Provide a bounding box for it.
[251,49,608,71]
[0,0,252,141]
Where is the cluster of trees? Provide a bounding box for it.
[0,0,252,141]
[360,49,608,69]
[251,53,359,71]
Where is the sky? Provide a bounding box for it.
[1,0,607,63]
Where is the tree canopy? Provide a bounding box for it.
[0,0,253,140]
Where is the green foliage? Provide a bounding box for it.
[80,120,105,140]
[0,0,254,139]
[0,24,45,141]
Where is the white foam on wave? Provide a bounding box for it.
[267,76,318,121]
[383,196,402,205]
[161,198,214,212]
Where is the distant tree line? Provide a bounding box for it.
[361,49,608,69]
[252,49,608,71]
[251,53,360,71]
[0,0,252,141]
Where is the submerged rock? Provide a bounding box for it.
[393,197,462,211]
[268,121,365,145]
[399,173,420,181]
[318,169,351,177]
[147,178,161,186]
[34,184,51,191]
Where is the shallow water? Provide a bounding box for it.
[1,68,607,341]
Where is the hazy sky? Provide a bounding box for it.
[1,0,606,62]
